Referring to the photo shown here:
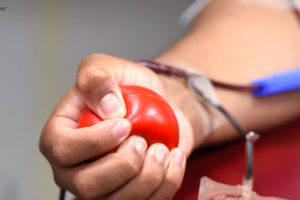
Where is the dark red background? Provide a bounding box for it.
[174,120,300,200]
[74,120,300,200]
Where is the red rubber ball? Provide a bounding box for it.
[78,85,179,150]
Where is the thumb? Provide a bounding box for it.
[75,54,126,119]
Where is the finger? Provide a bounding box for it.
[76,53,163,119]
[47,87,86,129]
[150,148,186,200]
[106,143,170,200]
[76,54,127,119]
[41,118,131,167]
[53,136,147,200]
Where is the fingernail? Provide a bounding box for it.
[135,137,147,156]
[99,93,125,118]
[171,148,184,167]
[112,119,130,140]
[155,146,168,163]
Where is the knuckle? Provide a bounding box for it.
[39,126,52,157]
[79,53,106,69]
[39,126,75,166]
[121,156,140,175]
[77,66,106,93]
[74,176,99,200]
[143,170,163,186]
[39,137,48,157]
[83,132,108,155]
[51,139,73,166]
[84,53,108,61]
[39,138,55,161]
[165,177,181,191]
[87,135,104,151]
[84,53,102,60]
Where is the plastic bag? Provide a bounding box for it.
[198,177,288,200]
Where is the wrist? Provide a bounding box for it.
[154,60,220,153]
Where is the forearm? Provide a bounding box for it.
[155,0,300,146]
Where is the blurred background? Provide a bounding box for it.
[0,0,195,199]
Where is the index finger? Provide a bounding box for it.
[39,87,131,167]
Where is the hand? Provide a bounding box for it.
[40,53,195,199]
